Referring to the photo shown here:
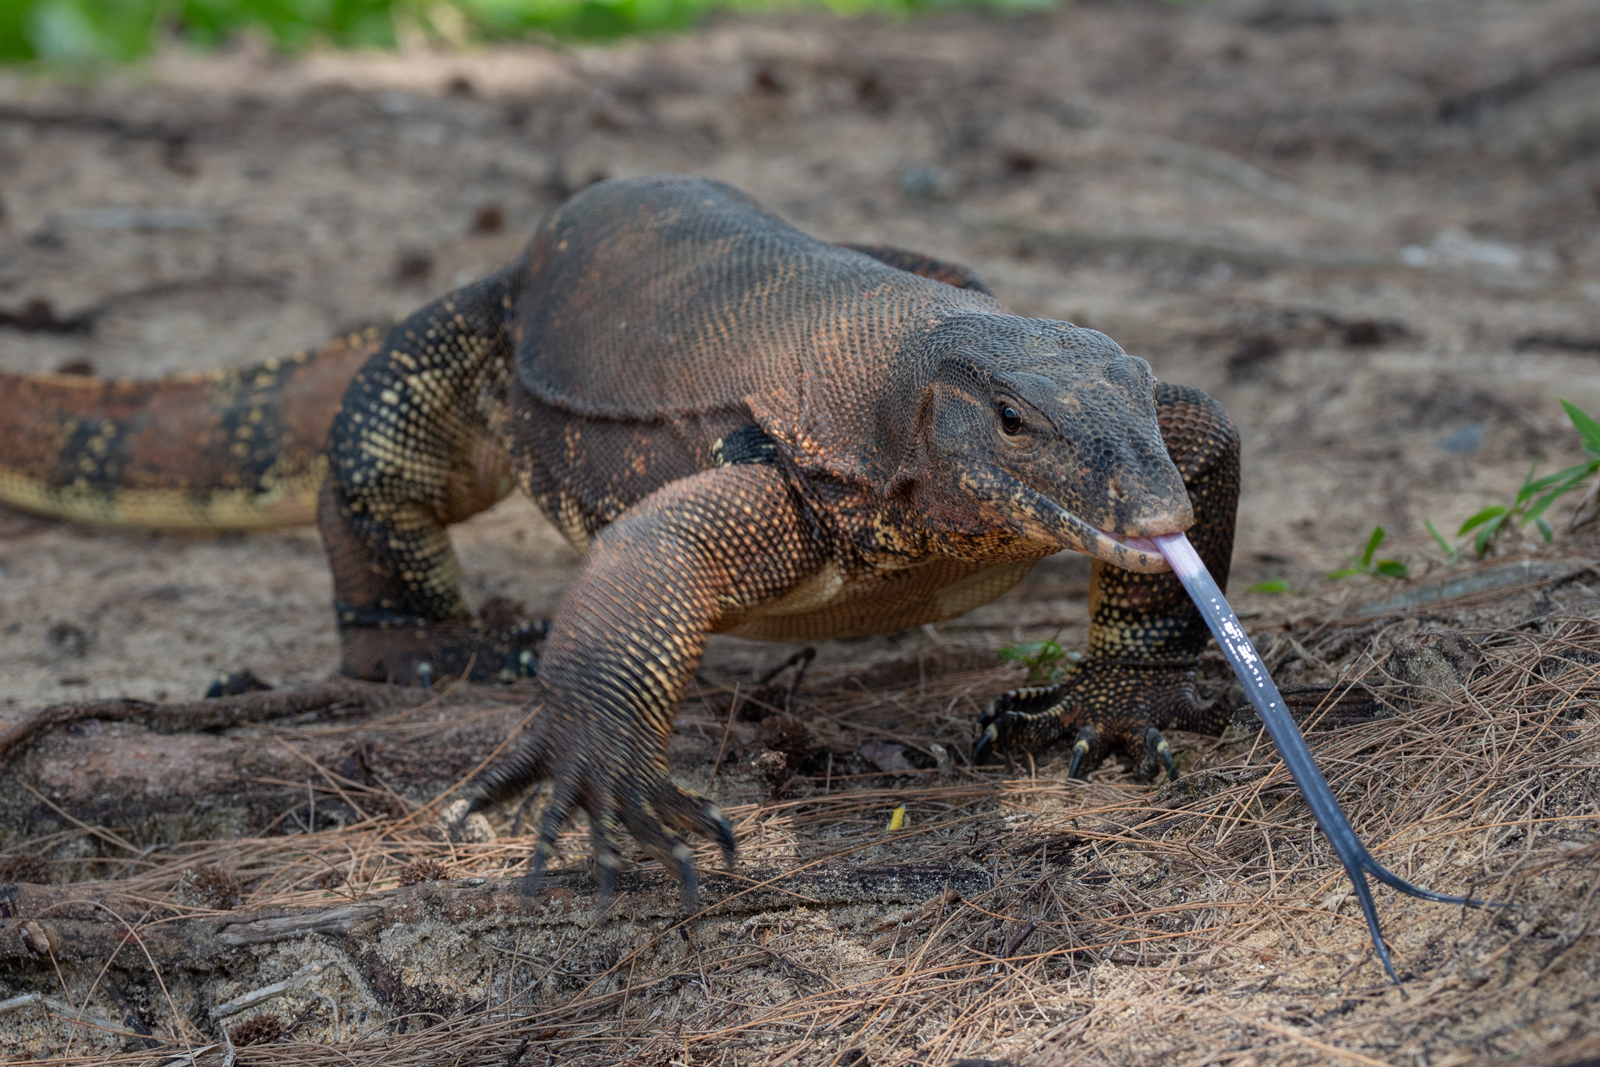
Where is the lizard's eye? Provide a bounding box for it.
[999,404,1024,436]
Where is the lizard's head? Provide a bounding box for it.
[888,314,1190,573]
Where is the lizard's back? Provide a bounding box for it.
[510,177,1005,534]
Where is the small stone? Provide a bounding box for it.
[1381,631,1480,702]
[858,740,915,774]
[438,798,496,843]
[19,919,60,957]
[899,164,949,201]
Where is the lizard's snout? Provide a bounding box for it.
[1115,505,1193,539]
[1100,476,1192,539]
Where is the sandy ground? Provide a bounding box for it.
[1,0,1599,1063]
[2,0,1599,708]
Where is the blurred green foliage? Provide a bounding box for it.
[1444,398,1600,558]
[0,0,1056,61]
[999,627,1080,683]
[1326,525,1409,581]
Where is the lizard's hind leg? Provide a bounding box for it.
[320,264,544,685]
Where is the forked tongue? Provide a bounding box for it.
[1133,530,1486,986]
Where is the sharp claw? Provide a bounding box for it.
[1067,725,1097,779]
[1067,740,1089,779]
[510,787,543,836]
[1149,727,1177,782]
[707,803,737,868]
[590,811,625,912]
[524,838,555,894]
[672,842,700,912]
[595,852,618,914]
[524,783,575,893]
[973,722,1000,765]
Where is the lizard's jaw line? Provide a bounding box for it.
[950,460,1175,573]
[1079,528,1171,573]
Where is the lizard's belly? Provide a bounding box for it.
[718,555,1042,642]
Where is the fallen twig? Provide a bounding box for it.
[0,680,426,766]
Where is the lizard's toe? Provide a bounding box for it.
[1143,727,1178,782]
[204,669,273,698]
[525,775,580,890]
[975,665,1199,781]
[974,685,1070,764]
[1067,724,1098,779]
[620,793,703,912]
[589,810,626,910]
[507,740,733,915]
[655,785,736,869]
[471,734,552,813]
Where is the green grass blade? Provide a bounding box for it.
[1249,578,1292,594]
[1473,512,1508,557]
[1458,505,1507,536]
[1523,486,1575,523]
[1561,399,1600,457]
[1424,518,1459,562]
[1519,463,1589,500]
[1515,461,1543,503]
[1359,526,1385,566]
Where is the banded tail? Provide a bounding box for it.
[0,329,381,530]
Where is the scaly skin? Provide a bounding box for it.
[974,385,1238,779]
[0,176,1238,896]
[0,330,380,529]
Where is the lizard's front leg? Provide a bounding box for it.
[468,464,826,902]
[974,383,1240,779]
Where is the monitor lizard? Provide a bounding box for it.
[0,174,1240,904]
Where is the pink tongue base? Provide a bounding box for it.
[1119,534,1164,559]
[1113,533,1187,572]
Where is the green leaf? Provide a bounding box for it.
[1514,461,1543,504]
[1523,492,1557,522]
[1473,512,1507,557]
[1561,399,1600,457]
[1374,559,1409,578]
[1250,578,1292,594]
[1519,463,1589,500]
[1424,518,1459,562]
[1536,517,1554,543]
[1358,526,1385,567]
[1458,505,1507,536]
[1326,566,1364,580]
[1000,627,1070,680]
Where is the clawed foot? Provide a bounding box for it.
[472,726,736,911]
[973,664,1213,781]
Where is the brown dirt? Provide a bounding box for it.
[1,0,1598,1063]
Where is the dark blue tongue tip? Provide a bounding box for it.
[1149,531,1495,986]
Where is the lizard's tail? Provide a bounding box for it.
[0,328,382,529]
